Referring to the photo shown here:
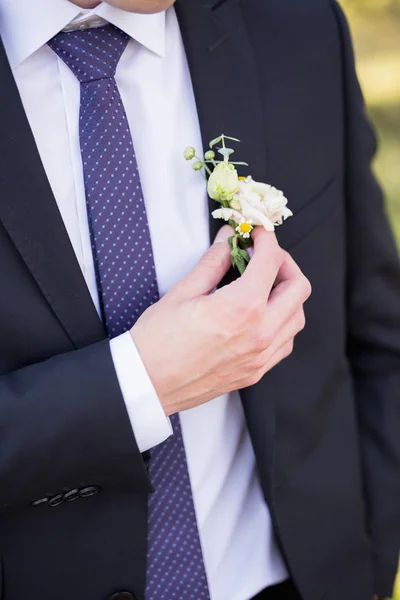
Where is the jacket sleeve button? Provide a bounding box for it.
[79,485,100,498]
[63,489,80,502]
[48,494,64,508]
[31,497,49,507]
[110,593,135,600]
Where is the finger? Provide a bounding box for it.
[259,308,305,361]
[172,225,234,299]
[265,253,311,328]
[263,339,295,372]
[240,340,295,390]
[272,250,308,289]
[239,228,285,297]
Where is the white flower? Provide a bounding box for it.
[236,222,253,238]
[212,176,292,234]
[207,162,239,202]
[212,207,254,239]
[234,177,293,231]
[185,133,293,275]
[229,198,242,211]
[235,196,276,231]
[212,207,243,223]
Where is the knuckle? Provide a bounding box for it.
[245,370,264,388]
[254,330,274,352]
[221,294,243,324]
[270,246,286,268]
[300,276,312,300]
[229,342,246,363]
[242,298,263,324]
[296,310,306,333]
[284,340,294,358]
[249,353,266,372]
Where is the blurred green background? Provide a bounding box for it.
[341,0,400,245]
[340,2,400,598]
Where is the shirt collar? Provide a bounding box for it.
[0,0,166,69]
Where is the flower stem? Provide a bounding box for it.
[194,156,212,177]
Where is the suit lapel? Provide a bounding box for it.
[0,1,266,349]
[176,0,277,495]
[0,40,104,348]
[175,0,268,242]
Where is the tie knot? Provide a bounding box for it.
[48,24,129,84]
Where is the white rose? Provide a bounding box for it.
[251,181,293,225]
[237,197,276,231]
[235,178,292,230]
[207,162,239,202]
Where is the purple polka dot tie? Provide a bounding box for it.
[48,25,210,600]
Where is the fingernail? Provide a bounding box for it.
[214,233,227,244]
[214,225,233,244]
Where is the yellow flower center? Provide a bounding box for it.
[239,222,252,234]
[238,176,247,181]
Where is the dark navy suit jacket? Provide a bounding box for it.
[0,1,399,599]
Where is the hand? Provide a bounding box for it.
[131,226,311,416]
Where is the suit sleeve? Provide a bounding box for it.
[0,338,152,510]
[331,2,400,596]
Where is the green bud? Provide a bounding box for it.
[192,161,204,171]
[204,150,215,161]
[184,146,196,161]
[207,162,239,202]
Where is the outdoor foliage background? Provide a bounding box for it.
[341,0,400,244]
[339,1,400,597]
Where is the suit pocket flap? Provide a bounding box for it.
[277,177,340,250]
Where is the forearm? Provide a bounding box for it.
[0,339,151,509]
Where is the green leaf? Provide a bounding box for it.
[209,134,241,149]
[232,253,247,275]
[209,136,223,149]
[238,249,251,263]
[222,135,241,143]
[228,236,235,251]
[231,247,249,275]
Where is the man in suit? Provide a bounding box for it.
[0,0,399,599]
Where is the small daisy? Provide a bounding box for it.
[236,221,253,239]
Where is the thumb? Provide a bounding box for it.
[174,225,234,299]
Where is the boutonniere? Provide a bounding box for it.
[184,135,293,274]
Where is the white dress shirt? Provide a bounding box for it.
[0,1,288,598]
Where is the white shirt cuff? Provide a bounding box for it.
[109,331,172,453]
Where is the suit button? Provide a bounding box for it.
[48,494,64,508]
[63,489,80,502]
[79,485,100,498]
[31,497,49,507]
[110,594,135,600]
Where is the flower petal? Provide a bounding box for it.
[207,162,239,202]
[211,208,243,225]
[239,198,276,232]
